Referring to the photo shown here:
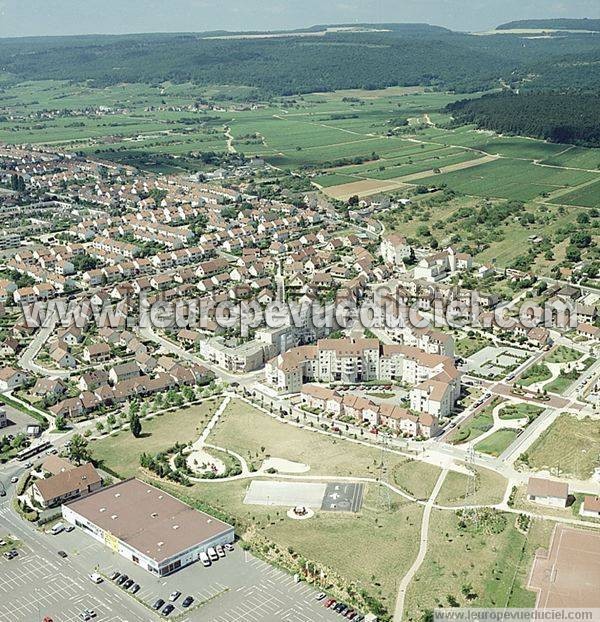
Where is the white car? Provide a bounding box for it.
[200,551,211,567]
[207,547,219,561]
[10,476,18,484]
[50,523,65,535]
[89,573,103,584]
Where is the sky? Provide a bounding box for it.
[0,0,599,38]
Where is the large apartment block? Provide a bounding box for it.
[266,338,461,419]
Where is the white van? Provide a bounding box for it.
[199,551,211,567]
[207,547,219,561]
[50,523,65,535]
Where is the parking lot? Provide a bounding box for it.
[0,403,39,437]
[465,345,530,379]
[0,547,138,622]
[25,518,346,622]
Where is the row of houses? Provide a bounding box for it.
[300,384,439,438]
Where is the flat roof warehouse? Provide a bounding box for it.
[63,478,234,575]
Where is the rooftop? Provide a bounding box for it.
[65,478,234,564]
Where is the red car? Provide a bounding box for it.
[324,598,336,608]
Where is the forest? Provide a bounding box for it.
[446,92,600,147]
[497,18,600,31]
[1,25,600,95]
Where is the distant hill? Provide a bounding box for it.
[1,24,600,96]
[497,18,600,31]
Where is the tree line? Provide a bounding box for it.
[447,92,600,147]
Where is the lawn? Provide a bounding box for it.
[498,403,544,422]
[474,429,518,457]
[90,398,221,478]
[456,334,491,358]
[208,398,418,478]
[403,510,553,621]
[544,370,578,394]
[447,398,501,444]
[436,465,507,507]
[520,414,600,479]
[518,363,552,387]
[546,345,583,364]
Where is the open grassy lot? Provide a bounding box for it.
[156,476,422,617]
[498,403,544,422]
[546,345,583,364]
[436,465,507,507]
[403,511,553,621]
[475,429,519,457]
[520,414,600,479]
[391,458,442,500]
[208,398,417,478]
[90,398,221,478]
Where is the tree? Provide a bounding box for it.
[565,245,582,263]
[55,415,67,431]
[130,413,142,438]
[67,433,91,465]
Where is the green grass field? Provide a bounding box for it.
[520,414,600,479]
[475,429,519,457]
[436,465,507,507]
[518,363,552,387]
[403,511,553,621]
[90,399,220,478]
[498,403,544,421]
[546,346,583,364]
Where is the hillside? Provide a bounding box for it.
[1,26,600,95]
[497,18,600,31]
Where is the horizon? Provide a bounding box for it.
[0,0,599,38]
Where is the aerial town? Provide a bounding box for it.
[1,6,600,622]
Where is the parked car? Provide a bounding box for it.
[216,545,225,558]
[169,591,181,602]
[324,599,336,608]
[10,476,18,484]
[162,604,174,616]
[50,523,64,535]
[200,551,211,567]
[88,573,103,584]
[109,571,120,581]
[57,550,68,558]
[224,543,234,552]
[207,547,219,561]
[116,574,128,586]
[152,599,165,610]
[65,525,75,533]
[130,584,140,594]
[182,596,194,608]
[122,579,134,590]
[316,592,326,601]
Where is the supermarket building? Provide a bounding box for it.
[62,478,234,576]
